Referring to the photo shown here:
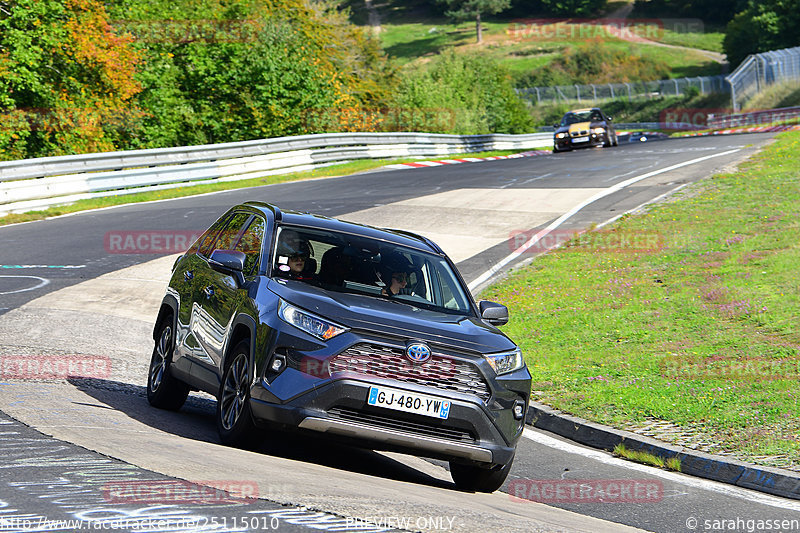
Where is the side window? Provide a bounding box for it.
[210,212,251,254]
[189,213,232,256]
[234,216,265,276]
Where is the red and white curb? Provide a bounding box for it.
[384,150,549,170]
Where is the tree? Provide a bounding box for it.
[723,0,800,68]
[437,0,511,43]
[0,0,142,159]
[393,51,534,134]
[632,0,745,24]
[536,0,606,16]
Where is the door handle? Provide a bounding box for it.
[202,286,214,298]
[184,270,194,281]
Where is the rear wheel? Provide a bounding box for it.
[216,341,258,448]
[147,318,190,410]
[450,454,514,493]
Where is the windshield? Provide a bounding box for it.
[271,225,473,315]
[561,110,603,126]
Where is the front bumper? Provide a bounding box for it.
[249,376,524,465]
[554,132,607,150]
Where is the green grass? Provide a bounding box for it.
[613,444,682,471]
[482,130,800,468]
[745,81,800,111]
[649,29,725,53]
[0,150,531,226]
[379,20,722,80]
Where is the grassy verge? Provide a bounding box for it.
[528,92,732,128]
[379,20,722,79]
[613,444,682,472]
[646,29,725,53]
[0,150,530,226]
[744,81,800,111]
[481,130,800,469]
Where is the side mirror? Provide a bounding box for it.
[553,123,559,129]
[607,116,613,122]
[479,300,509,327]
[209,249,246,287]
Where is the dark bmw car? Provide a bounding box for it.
[147,202,531,492]
[553,107,618,152]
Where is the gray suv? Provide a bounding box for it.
[147,202,531,492]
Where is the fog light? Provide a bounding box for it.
[271,355,286,372]
[513,400,526,420]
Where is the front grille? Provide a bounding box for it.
[328,407,476,443]
[571,130,589,137]
[329,343,491,402]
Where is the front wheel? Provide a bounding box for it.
[147,318,190,410]
[450,454,514,493]
[216,341,258,448]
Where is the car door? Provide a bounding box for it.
[191,212,266,386]
[172,211,233,376]
[188,211,252,376]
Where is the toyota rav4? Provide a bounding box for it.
[147,202,531,492]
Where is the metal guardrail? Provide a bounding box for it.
[517,75,728,105]
[0,132,552,216]
[727,46,800,112]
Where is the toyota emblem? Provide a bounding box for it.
[406,343,431,363]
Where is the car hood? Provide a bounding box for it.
[266,279,516,354]
[555,121,607,134]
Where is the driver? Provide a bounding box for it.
[276,231,316,282]
[380,253,413,297]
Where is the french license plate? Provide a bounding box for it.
[572,136,589,143]
[367,385,451,419]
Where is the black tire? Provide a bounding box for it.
[603,134,613,147]
[450,454,514,493]
[147,317,190,410]
[216,341,258,448]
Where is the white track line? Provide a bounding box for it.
[523,429,800,510]
[468,149,741,291]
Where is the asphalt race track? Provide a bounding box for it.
[2,134,800,532]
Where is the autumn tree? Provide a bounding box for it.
[0,0,142,159]
[437,0,511,43]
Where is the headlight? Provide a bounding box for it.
[278,300,348,340]
[555,132,567,139]
[485,348,525,375]
[592,127,605,134]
